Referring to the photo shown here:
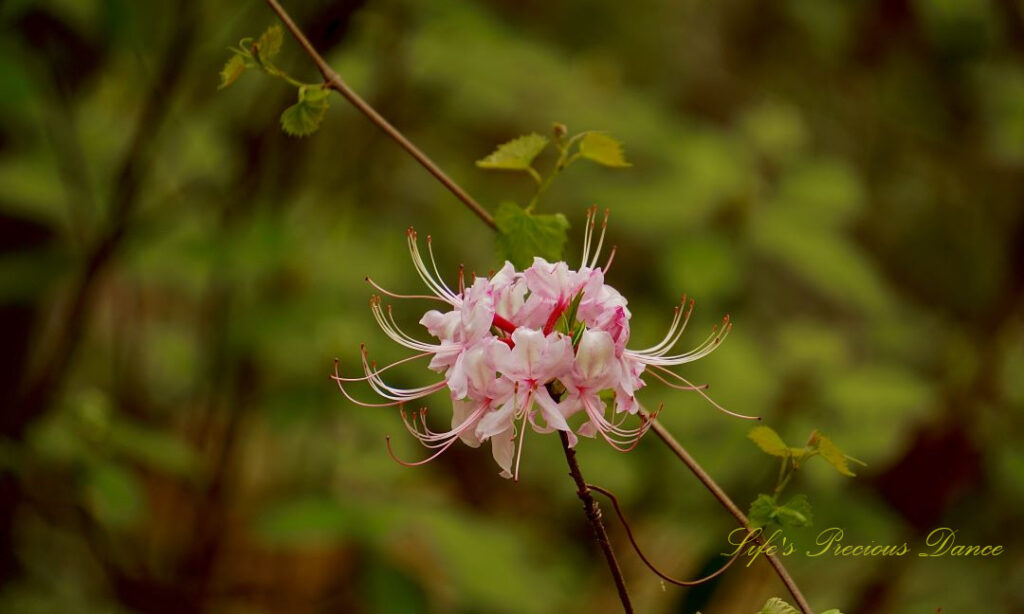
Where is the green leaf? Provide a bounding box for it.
[748,426,790,458]
[747,494,776,529]
[812,431,857,477]
[758,597,800,614]
[218,53,247,89]
[748,494,813,529]
[774,494,813,528]
[820,610,844,614]
[256,24,284,63]
[789,446,810,467]
[578,132,631,167]
[281,87,331,137]
[494,202,569,269]
[476,133,549,170]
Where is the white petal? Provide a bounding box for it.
[490,425,516,479]
[574,329,619,385]
[476,395,517,440]
[420,309,461,341]
[451,398,482,447]
[532,386,577,448]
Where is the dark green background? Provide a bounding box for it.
[1,0,1021,612]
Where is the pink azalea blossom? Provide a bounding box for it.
[334,209,754,480]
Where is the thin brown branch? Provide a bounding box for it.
[587,483,744,587]
[557,431,633,613]
[647,416,815,614]
[264,0,496,230]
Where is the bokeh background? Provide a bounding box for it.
[1,0,1022,612]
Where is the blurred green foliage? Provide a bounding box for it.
[0,0,1022,612]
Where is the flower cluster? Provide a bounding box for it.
[334,208,745,479]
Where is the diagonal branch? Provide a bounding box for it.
[647,416,814,614]
[264,0,495,230]
[263,2,813,611]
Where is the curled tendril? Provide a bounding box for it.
[586,483,746,587]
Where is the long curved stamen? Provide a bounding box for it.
[512,408,529,482]
[406,228,459,304]
[628,297,693,357]
[369,298,439,352]
[365,277,448,302]
[426,235,460,301]
[384,303,439,350]
[386,433,463,467]
[581,205,597,267]
[634,317,731,365]
[643,368,708,391]
[402,410,464,448]
[402,405,486,445]
[603,245,617,273]
[332,359,411,407]
[647,364,759,421]
[587,208,610,270]
[628,297,689,357]
[331,349,432,382]
[582,396,651,452]
[360,350,447,401]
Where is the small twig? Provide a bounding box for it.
[646,416,815,614]
[587,483,744,587]
[263,0,496,230]
[558,432,633,613]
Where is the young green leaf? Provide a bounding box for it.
[774,494,813,527]
[758,597,800,614]
[281,87,331,137]
[789,446,810,467]
[748,425,790,458]
[812,431,857,477]
[748,493,813,529]
[256,24,284,64]
[579,132,631,167]
[476,133,549,171]
[494,202,569,268]
[747,494,777,528]
[219,53,248,89]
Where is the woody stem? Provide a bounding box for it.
[264,0,496,230]
[558,431,633,613]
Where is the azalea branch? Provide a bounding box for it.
[263,0,496,230]
[646,416,814,614]
[262,2,814,610]
[558,431,633,613]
